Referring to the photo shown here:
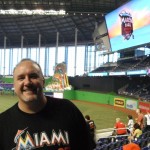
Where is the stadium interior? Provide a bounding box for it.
[0,0,150,150]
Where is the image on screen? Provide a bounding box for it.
[105,0,150,52]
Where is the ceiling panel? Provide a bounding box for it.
[0,0,130,48]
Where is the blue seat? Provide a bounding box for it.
[122,139,128,145]
[142,146,149,150]
[115,140,124,148]
[98,138,110,144]
[138,139,148,148]
[107,142,117,150]
[96,140,103,146]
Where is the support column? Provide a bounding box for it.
[3,36,7,76]
[74,28,78,76]
[55,31,59,66]
[84,45,88,72]
[21,35,24,59]
[38,33,41,63]
[94,22,98,70]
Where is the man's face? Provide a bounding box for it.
[13,61,45,103]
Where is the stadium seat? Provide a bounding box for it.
[107,142,117,150]
[98,137,110,144]
[142,146,149,150]
[121,139,129,145]
[96,140,103,147]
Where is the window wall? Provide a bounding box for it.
[0,45,103,77]
[0,45,121,77]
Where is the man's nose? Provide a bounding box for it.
[24,76,32,85]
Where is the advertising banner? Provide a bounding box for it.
[114,98,125,108]
[139,101,150,113]
[126,99,138,110]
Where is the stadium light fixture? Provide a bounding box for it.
[0,9,66,15]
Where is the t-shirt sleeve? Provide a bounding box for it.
[65,100,95,150]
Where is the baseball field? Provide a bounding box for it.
[0,94,136,130]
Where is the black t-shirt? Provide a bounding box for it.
[0,96,92,150]
[87,120,96,133]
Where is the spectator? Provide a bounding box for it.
[114,118,127,135]
[85,115,96,140]
[0,58,93,150]
[126,115,134,134]
[123,142,141,150]
[136,109,144,129]
[143,110,150,133]
[128,123,142,141]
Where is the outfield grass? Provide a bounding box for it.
[0,95,128,130]
[0,95,18,112]
[71,100,128,130]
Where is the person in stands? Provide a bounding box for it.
[0,58,93,150]
[136,108,144,129]
[85,115,96,139]
[123,142,141,150]
[143,110,150,133]
[126,115,134,134]
[114,118,127,135]
[128,123,142,141]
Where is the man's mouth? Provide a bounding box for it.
[23,88,36,93]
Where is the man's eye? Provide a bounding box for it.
[18,77,24,80]
[30,75,38,79]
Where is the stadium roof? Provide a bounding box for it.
[0,0,129,48]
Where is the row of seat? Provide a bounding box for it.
[94,131,150,150]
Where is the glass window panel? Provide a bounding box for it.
[99,54,104,65]
[30,48,37,61]
[109,54,113,62]
[57,47,65,63]
[87,46,95,72]
[22,48,28,59]
[48,47,56,76]
[0,49,4,75]
[104,54,108,63]
[13,48,19,70]
[5,49,10,75]
[39,47,45,74]
[67,46,75,76]
[76,46,85,76]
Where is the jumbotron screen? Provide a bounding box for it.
[105,0,150,52]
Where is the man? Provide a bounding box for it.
[143,110,150,133]
[114,118,127,135]
[85,115,96,148]
[123,142,141,150]
[136,108,144,129]
[0,59,93,150]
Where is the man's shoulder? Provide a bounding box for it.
[46,96,74,104]
[0,103,17,120]
[46,96,77,109]
[45,96,84,120]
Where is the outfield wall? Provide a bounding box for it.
[63,90,150,113]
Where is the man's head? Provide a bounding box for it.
[13,59,45,104]
[127,115,133,120]
[85,115,90,121]
[136,109,141,114]
[116,118,121,122]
